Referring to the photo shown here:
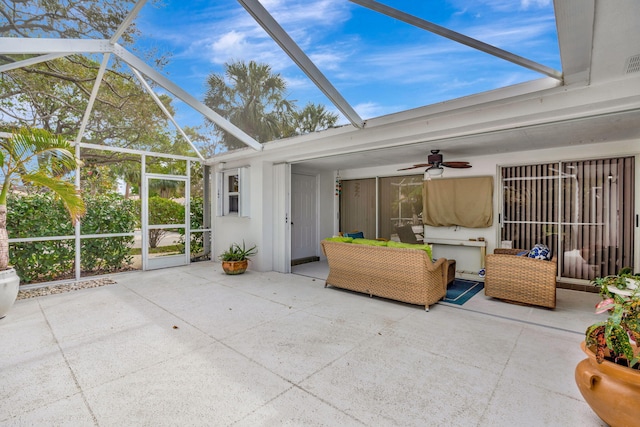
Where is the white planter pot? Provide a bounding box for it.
[0,268,20,319]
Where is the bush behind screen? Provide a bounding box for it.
[8,193,137,283]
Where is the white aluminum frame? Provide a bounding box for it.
[4,140,211,285]
[142,169,191,270]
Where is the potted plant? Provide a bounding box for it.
[0,128,85,319]
[218,241,257,275]
[575,268,640,426]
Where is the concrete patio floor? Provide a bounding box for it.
[1,261,607,426]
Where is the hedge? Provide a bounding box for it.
[8,193,137,283]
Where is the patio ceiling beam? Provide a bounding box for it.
[0,53,70,72]
[0,38,111,54]
[349,0,563,81]
[237,0,365,128]
[110,0,149,45]
[114,45,263,151]
[130,67,205,161]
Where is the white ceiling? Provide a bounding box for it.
[290,107,640,172]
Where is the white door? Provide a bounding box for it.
[291,173,317,260]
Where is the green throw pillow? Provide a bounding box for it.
[351,238,388,246]
[386,240,433,258]
[324,236,353,243]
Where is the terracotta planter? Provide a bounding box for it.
[221,260,248,275]
[575,341,640,427]
[0,268,20,319]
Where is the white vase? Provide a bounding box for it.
[0,268,20,319]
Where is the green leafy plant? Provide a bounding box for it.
[177,196,209,258]
[218,241,257,262]
[586,270,640,370]
[79,194,137,274]
[1,128,85,272]
[133,197,185,248]
[8,192,136,283]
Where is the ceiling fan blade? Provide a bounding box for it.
[397,163,432,171]
[442,162,472,168]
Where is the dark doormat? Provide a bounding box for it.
[291,256,320,266]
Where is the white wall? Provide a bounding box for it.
[213,160,273,272]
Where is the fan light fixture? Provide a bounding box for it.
[425,166,444,179]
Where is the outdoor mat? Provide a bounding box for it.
[443,279,484,305]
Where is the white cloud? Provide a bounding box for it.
[353,101,398,119]
[520,0,552,9]
[308,50,345,71]
[449,0,552,14]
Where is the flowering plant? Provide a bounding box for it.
[586,269,640,369]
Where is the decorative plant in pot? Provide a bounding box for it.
[575,268,640,426]
[0,128,86,319]
[218,241,257,275]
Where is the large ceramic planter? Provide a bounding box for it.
[575,341,640,427]
[221,260,248,275]
[0,268,20,319]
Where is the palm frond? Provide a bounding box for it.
[22,171,86,224]
[7,128,80,176]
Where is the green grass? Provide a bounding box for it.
[128,244,182,256]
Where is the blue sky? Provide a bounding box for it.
[132,0,560,128]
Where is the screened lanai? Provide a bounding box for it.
[2,2,640,425]
[0,0,564,284]
[1,0,640,285]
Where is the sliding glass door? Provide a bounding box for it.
[339,175,423,240]
[501,157,635,281]
[378,176,423,240]
[339,178,376,238]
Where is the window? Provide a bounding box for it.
[218,167,250,217]
[227,174,239,214]
[339,174,423,240]
[379,175,423,239]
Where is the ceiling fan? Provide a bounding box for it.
[398,150,471,177]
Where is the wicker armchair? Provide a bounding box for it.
[484,248,557,308]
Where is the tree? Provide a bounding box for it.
[204,60,295,150]
[0,56,175,149]
[0,128,86,270]
[0,1,173,154]
[203,60,340,150]
[0,0,143,41]
[293,103,338,134]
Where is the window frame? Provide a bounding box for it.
[218,167,250,217]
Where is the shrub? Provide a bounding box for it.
[80,194,137,273]
[8,193,137,283]
[8,193,74,282]
[132,197,185,248]
[178,196,210,258]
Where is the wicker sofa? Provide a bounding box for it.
[484,248,557,308]
[320,240,449,311]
